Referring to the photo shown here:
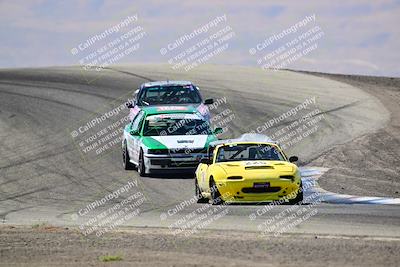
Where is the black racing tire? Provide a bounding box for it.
[195,179,208,203]
[210,178,224,205]
[289,182,303,205]
[122,140,135,170]
[138,149,148,177]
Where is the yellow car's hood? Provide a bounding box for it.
[216,160,297,177]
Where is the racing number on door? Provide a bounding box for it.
[129,111,144,163]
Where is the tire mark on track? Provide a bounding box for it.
[104,67,154,82]
[0,90,94,114]
[0,145,75,170]
[0,80,116,101]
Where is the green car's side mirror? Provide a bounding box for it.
[204,98,214,105]
[130,129,139,136]
[214,127,223,134]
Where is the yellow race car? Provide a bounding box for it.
[194,134,302,205]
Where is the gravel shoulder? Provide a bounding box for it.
[1,225,399,267]
[303,72,400,198]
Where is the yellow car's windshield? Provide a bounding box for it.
[216,143,285,162]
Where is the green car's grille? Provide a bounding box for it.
[148,148,206,154]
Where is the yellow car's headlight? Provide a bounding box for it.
[280,175,295,181]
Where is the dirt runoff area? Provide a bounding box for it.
[303,72,400,198]
[0,225,399,267]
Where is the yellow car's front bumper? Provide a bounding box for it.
[216,178,301,203]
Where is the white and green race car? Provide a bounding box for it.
[122,105,222,176]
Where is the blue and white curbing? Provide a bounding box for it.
[300,167,400,205]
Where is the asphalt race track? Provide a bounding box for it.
[1,65,400,265]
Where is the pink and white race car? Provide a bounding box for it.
[127,80,214,121]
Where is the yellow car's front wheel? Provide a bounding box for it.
[288,182,303,205]
[210,178,224,205]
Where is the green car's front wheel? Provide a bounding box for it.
[122,140,135,170]
[138,149,148,177]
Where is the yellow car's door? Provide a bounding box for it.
[198,146,215,193]
[197,163,210,192]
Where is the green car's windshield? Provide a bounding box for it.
[216,144,285,162]
[138,85,202,105]
[142,114,212,136]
